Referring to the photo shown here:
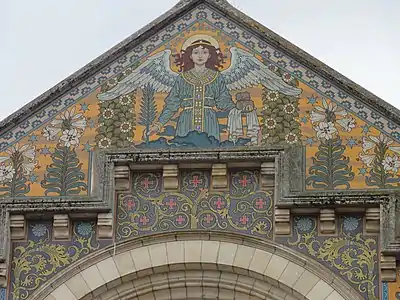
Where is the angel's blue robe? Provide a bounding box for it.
[158,69,235,141]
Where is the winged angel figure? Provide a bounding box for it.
[98,35,302,144]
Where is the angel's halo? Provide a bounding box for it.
[181,34,220,51]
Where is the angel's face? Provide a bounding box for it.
[190,46,211,66]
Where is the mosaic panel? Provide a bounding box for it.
[276,215,379,299]
[0,4,399,197]
[385,265,400,300]
[8,221,112,300]
[0,288,5,300]
[116,170,273,240]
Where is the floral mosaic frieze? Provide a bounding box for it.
[9,221,111,300]
[116,170,273,240]
[277,215,378,299]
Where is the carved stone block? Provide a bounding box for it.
[381,254,397,281]
[0,261,6,288]
[97,213,113,239]
[261,161,275,189]
[275,209,290,235]
[319,208,336,234]
[10,215,25,240]
[365,207,380,234]
[115,165,130,191]
[212,163,227,190]
[53,214,70,240]
[163,165,179,191]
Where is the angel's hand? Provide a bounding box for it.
[148,123,161,136]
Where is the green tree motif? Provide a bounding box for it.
[41,144,87,196]
[306,98,355,189]
[95,65,139,149]
[364,138,400,188]
[0,159,30,197]
[138,84,157,144]
[260,63,301,146]
[306,136,355,189]
[0,145,35,197]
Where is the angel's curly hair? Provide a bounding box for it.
[173,41,225,72]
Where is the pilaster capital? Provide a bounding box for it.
[319,208,336,235]
[163,165,179,191]
[10,215,25,240]
[275,208,290,235]
[97,213,113,239]
[114,165,131,191]
[212,163,228,191]
[53,214,70,240]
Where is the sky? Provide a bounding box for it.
[2,0,399,121]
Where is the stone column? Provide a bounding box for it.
[0,207,7,288]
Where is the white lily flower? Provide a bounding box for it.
[382,155,400,173]
[314,122,337,140]
[337,117,356,132]
[60,129,81,147]
[359,153,375,168]
[0,164,15,183]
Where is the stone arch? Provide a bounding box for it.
[32,232,362,300]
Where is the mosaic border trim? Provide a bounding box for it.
[1,4,399,152]
[382,282,388,300]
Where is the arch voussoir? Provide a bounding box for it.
[34,233,361,300]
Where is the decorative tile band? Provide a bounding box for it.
[116,170,273,240]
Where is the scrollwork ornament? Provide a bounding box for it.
[287,216,378,299]
[11,222,100,300]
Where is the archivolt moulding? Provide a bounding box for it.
[30,231,362,300]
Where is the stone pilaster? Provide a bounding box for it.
[163,165,179,191]
[97,213,113,239]
[115,165,131,191]
[365,207,380,234]
[0,207,7,288]
[53,214,70,240]
[319,209,336,234]
[381,254,397,281]
[275,209,290,235]
[211,163,228,191]
[10,215,26,240]
[0,260,6,288]
[261,161,275,189]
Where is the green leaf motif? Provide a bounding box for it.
[365,142,400,188]
[306,136,354,189]
[138,84,157,144]
[41,144,87,196]
[0,155,30,197]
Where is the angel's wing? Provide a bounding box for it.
[221,47,302,96]
[97,49,179,101]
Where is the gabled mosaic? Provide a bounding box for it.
[116,169,273,240]
[0,3,399,197]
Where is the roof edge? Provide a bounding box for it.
[2,0,400,136]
